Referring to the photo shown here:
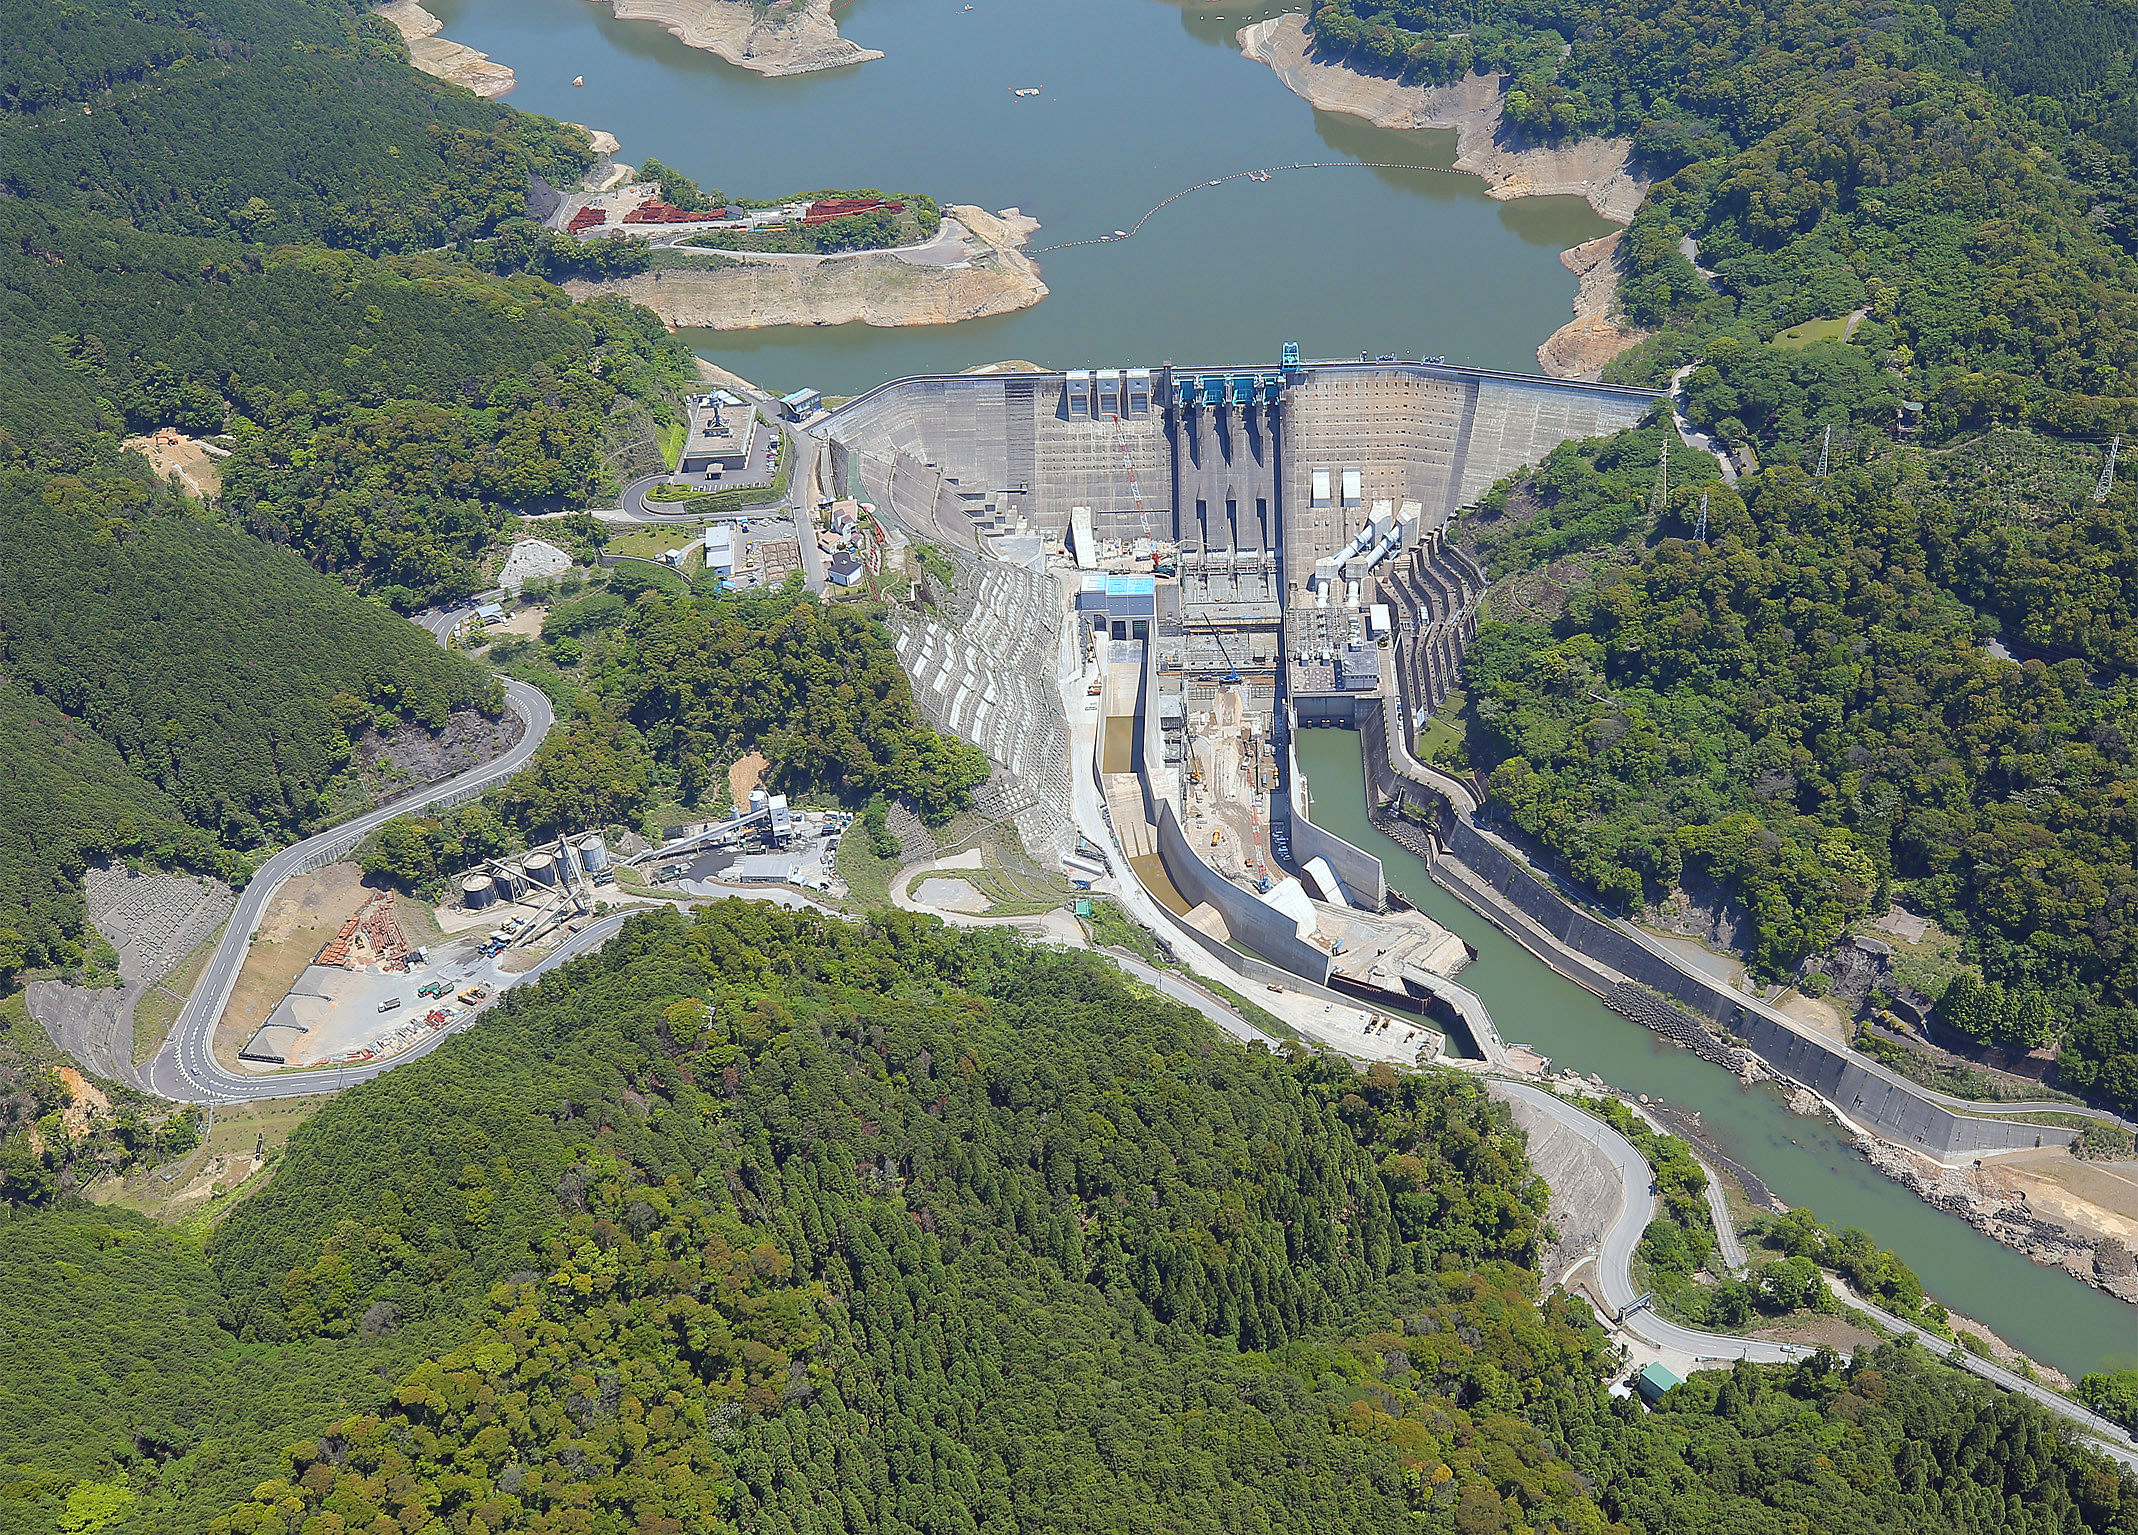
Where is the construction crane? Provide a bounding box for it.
[2097,435,2121,504]
[1210,624,1244,685]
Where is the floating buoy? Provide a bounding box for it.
[571,75,585,86]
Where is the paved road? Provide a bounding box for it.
[1494,1082,2138,1463]
[141,678,556,1105]
[1496,1081,1810,1366]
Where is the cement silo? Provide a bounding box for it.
[460,874,497,910]
[525,852,560,887]
[576,835,610,874]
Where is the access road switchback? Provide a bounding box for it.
[1491,1080,2138,1466]
[141,677,555,1106]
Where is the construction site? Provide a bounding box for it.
[816,352,1657,1053]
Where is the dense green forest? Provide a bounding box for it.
[1462,438,2138,1111]
[1303,0,2138,1114]
[0,462,495,976]
[1,906,2130,1534]
[0,0,592,251]
[0,0,701,999]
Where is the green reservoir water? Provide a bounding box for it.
[427,0,1614,395]
[1293,728,2138,1379]
[429,0,2137,1374]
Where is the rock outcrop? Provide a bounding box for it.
[374,0,515,96]
[1536,231,1647,380]
[565,207,1046,331]
[1236,15,1647,223]
[594,0,881,76]
[1858,1137,2138,1305]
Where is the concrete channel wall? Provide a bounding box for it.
[1286,729,1387,910]
[1155,799,1333,983]
[1355,703,2080,1158]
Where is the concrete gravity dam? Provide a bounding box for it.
[818,357,1658,563]
[815,354,1658,1035]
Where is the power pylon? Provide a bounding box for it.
[2096,436,2121,504]
[1694,490,1709,543]
[1815,424,1833,478]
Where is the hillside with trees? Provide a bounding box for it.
[0,905,2129,1533]
[0,460,500,980]
[0,0,699,1003]
[358,585,991,893]
[1301,0,2138,1115]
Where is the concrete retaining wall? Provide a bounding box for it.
[1286,727,1386,910]
[1156,799,1332,984]
[1352,712,2078,1158]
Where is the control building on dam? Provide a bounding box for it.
[815,356,1658,1048]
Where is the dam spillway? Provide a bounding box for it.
[817,354,1658,1027]
[816,358,1658,556]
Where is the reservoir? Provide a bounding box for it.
[424,0,1614,394]
[1294,726,2137,1380]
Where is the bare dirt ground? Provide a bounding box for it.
[89,1095,326,1227]
[729,750,769,812]
[123,430,225,499]
[214,862,367,1070]
[1774,989,1848,1044]
[1748,1313,1884,1353]
[1986,1151,2138,1247]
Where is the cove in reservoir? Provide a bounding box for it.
[420,0,1614,395]
[1293,727,2138,1381]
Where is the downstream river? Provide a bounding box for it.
[427,0,1613,393]
[431,0,2137,1375]
[1295,728,2138,1380]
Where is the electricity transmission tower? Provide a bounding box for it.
[1815,424,1833,478]
[1650,442,1669,522]
[2096,435,2121,504]
[1694,490,1709,543]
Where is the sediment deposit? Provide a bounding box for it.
[567,207,1046,330]
[374,0,515,96]
[1236,15,1647,223]
[595,0,881,76]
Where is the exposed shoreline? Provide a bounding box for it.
[374,0,515,96]
[562,205,1047,330]
[591,0,881,76]
[1236,15,1646,379]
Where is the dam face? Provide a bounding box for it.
[819,359,1656,558]
[816,355,1657,992]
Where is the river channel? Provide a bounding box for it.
[426,0,1614,394]
[1294,727,2138,1380]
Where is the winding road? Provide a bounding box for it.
[1494,1080,2138,1464]
[141,678,557,1105]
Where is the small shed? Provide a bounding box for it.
[1635,1363,1682,1406]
